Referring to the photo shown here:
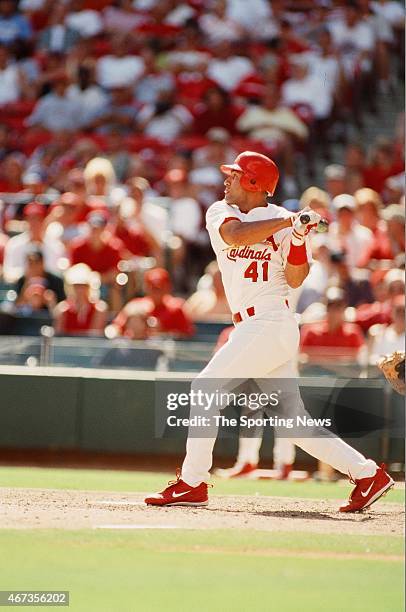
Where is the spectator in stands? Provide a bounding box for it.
[190,127,236,202]
[126,176,167,245]
[38,2,80,54]
[369,294,405,364]
[0,43,28,105]
[3,202,65,283]
[0,123,11,161]
[237,84,309,144]
[111,267,195,338]
[53,263,107,336]
[185,260,230,321]
[105,299,150,340]
[69,210,123,292]
[193,86,240,136]
[328,0,375,123]
[308,28,343,106]
[15,282,56,315]
[21,169,52,198]
[103,0,144,33]
[0,152,25,193]
[192,128,235,172]
[355,267,405,332]
[134,46,175,105]
[237,84,309,196]
[282,55,333,123]
[96,32,144,89]
[107,195,161,261]
[300,287,365,361]
[164,167,202,248]
[165,20,209,72]
[206,41,255,92]
[354,188,394,265]
[198,0,244,45]
[324,164,347,199]
[103,130,133,183]
[33,50,66,98]
[83,157,117,203]
[44,192,88,245]
[14,244,65,304]
[64,0,103,39]
[385,172,405,204]
[0,0,32,45]
[299,186,331,221]
[67,64,108,127]
[61,139,100,176]
[225,0,272,37]
[136,89,193,142]
[327,194,373,269]
[328,250,374,307]
[89,85,139,135]
[362,137,404,194]
[381,204,405,259]
[345,142,366,174]
[25,73,82,133]
[63,170,92,221]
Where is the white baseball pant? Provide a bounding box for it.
[182,311,377,486]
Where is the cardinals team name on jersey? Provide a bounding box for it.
[226,245,274,262]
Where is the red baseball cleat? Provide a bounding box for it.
[275,463,293,481]
[339,464,394,513]
[213,462,257,479]
[144,471,209,507]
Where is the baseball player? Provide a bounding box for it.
[145,151,394,512]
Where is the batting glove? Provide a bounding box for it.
[291,207,321,245]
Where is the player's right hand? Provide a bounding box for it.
[291,207,321,245]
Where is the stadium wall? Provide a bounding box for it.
[0,367,403,465]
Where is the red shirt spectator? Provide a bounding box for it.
[354,268,405,332]
[69,211,123,278]
[111,223,151,257]
[301,321,365,352]
[193,86,241,135]
[300,288,365,359]
[362,139,404,194]
[58,298,99,334]
[354,188,394,266]
[355,301,392,334]
[113,268,195,337]
[54,264,107,336]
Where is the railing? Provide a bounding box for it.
[0,329,386,378]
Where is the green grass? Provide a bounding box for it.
[0,530,403,612]
[0,466,404,611]
[0,465,404,503]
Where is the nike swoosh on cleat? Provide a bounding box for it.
[361,483,374,497]
[172,490,192,498]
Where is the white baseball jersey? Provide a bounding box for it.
[206,199,310,315]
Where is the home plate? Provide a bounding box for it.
[95,500,145,506]
[94,524,183,530]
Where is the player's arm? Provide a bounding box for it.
[220,217,293,246]
[284,260,309,289]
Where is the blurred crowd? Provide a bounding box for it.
[0,0,404,366]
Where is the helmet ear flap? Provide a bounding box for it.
[240,172,259,192]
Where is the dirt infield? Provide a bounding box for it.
[0,487,403,536]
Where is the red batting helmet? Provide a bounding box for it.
[220,151,279,196]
